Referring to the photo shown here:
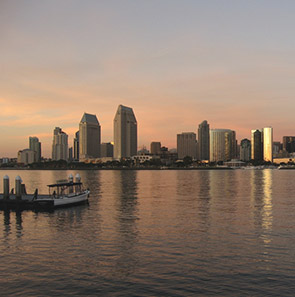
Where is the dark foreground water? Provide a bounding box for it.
[0,169,295,296]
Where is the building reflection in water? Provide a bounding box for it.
[113,170,139,277]
[209,171,238,213]
[251,170,273,245]
[197,170,212,233]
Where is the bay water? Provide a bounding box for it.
[0,169,295,296]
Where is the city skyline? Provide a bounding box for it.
[1,1,295,157]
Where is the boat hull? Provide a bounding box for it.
[34,191,90,209]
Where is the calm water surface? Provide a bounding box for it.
[0,169,295,296]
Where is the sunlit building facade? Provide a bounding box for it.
[210,129,236,162]
[263,127,273,162]
[114,105,137,159]
[79,113,101,160]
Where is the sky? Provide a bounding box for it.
[1,0,295,157]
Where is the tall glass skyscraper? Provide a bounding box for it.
[198,120,210,160]
[251,129,263,161]
[113,105,137,159]
[263,127,273,162]
[210,129,236,162]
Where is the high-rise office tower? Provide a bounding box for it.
[251,129,263,161]
[263,127,273,162]
[177,132,197,159]
[113,105,137,159]
[79,113,101,160]
[240,138,251,161]
[73,131,79,161]
[150,142,161,155]
[282,136,295,153]
[210,129,236,162]
[52,127,68,161]
[198,120,210,160]
[29,136,41,162]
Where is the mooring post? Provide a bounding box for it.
[15,176,22,200]
[75,173,81,192]
[3,175,10,199]
[69,174,74,193]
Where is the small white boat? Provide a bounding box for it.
[33,174,90,209]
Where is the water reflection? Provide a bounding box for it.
[15,211,23,237]
[198,171,211,232]
[3,210,11,238]
[46,205,89,231]
[251,170,273,245]
[113,170,139,277]
[209,171,238,214]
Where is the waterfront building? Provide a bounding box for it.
[79,113,101,160]
[251,129,263,161]
[198,120,210,160]
[132,154,154,164]
[18,149,36,165]
[113,105,137,159]
[210,129,236,162]
[73,131,79,161]
[150,142,161,155]
[263,127,273,162]
[282,136,295,153]
[52,127,68,161]
[240,138,251,161]
[177,132,197,159]
[273,142,282,157]
[29,137,41,162]
[101,142,114,158]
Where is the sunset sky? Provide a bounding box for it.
[1,0,295,157]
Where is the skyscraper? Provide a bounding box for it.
[114,105,137,159]
[198,120,210,160]
[29,136,41,162]
[240,138,251,161]
[52,127,68,161]
[73,131,79,161]
[263,127,273,162]
[177,132,197,159]
[251,129,263,161]
[210,129,236,162]
[79,113,101,160]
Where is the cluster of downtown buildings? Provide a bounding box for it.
[14,104,295,166]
